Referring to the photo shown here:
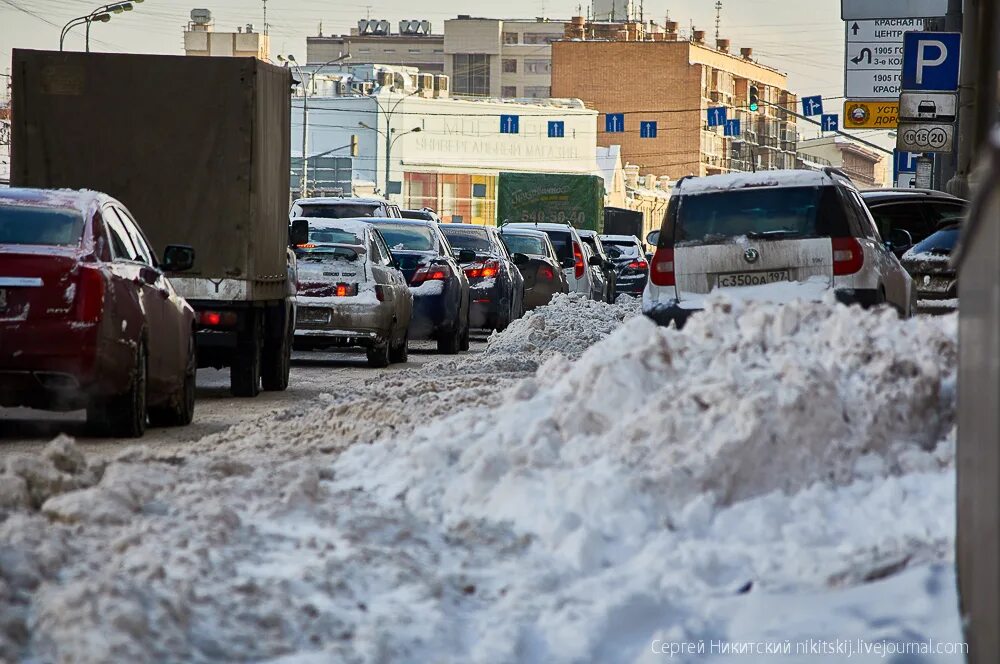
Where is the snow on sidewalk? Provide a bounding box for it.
[0,297,962,663]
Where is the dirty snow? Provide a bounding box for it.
[0,295,963,663]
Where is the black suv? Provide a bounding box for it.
[860,189,967,257]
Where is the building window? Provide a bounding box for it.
[473,183,488,198]
[524,59,550,74]
[502,58,517,73]
[523,85,551,98]
[383,48,395,53]
[433,48,444,53]
[452,54,491,96]
[501,85,517,98]
[503,31,519,44]
[358,47,371,53]
[523,32,557,44]
[408,48,421,53]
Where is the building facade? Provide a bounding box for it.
[307,20,444,71]
[796,137,886,188]
[551,24,798,180]
[183,11,270,60]
[443,17,565,98]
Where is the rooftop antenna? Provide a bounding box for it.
[714,0,722,41]
[318,21,323,37]
[263,0,268,36]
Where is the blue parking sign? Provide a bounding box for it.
[902,32,961,91]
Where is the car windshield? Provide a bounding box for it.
[910,226,959,255]
[501,234,547,256]
[307,227,363,245]
[674,186,845,244]
[0,205,84,246]
[602,240,640,258]
[297,203,380,219]
[373,223,436,251]
[542,230,575,260]
[441,229,492,253]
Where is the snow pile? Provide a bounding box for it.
[483,292,640,365]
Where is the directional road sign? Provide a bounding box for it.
[639,121,657,138]
[547,121,565,138]
[842,0,947,20]
[605,113,625,133]
[802,95,824,117]
[724,119,741,137]
[845,19,922,99]
[901,32,961,91]
[707,107,727,127]
[821,114,839,132]
[500,114,519,134]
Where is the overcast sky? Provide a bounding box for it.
[2,0,859,140]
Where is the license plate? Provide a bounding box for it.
[717,270,790,288]
[299,307,330,325]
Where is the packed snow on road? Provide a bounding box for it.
[0,293,962,663]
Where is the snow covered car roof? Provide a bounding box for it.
[676,169,847,196]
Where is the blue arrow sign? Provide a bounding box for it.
[547,121,565,138]
[724,119,741,137]
[902,32,961,91]
[802,95,824,117]
[605,113,625,133]
[500,114,520,134]
[707,107,727,128]
[639,121,657,138]
[821,114,839,132]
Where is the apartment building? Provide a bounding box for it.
[551,20,799,179]
[443,17,565,98]
[307,20,445,71]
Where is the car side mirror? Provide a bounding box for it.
[458,249,478,264]
[512,252,529,266]
[289,219,309,246]
[560,257,576,269]
[886,228,913,253]
[646,230,660,246]
[162,244,195,272]
[588,255,603,267]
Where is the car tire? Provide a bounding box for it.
[389,328,408,364]
[437,325,461,354]
[231,319,262,398]
[149,334,196,427]
[460,319,471,351]
[93,341,148,438]
[367,339,391,368]
[261,317,292,392]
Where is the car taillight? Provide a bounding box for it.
[411,264,451,286]
[539,265,554,281]
[832,237,864,276]
[374,285,385,302]
[465,259,500,279]
[334,283,359,297]
[628,260,649,270]
[573,243,585,279]
[75,267,105,323]
[199,310,238,327]
[649,247,675,287]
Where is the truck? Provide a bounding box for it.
[11,49,301,397]
[602,207,644,240]
[496,172,604,232]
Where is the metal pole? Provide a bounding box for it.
[85,19,92,52]
[946,0,979,197]
[384,127,392,200]
[300,72,309,197]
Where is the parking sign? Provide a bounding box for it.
[902,32,961,91]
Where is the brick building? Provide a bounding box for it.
[551,21,799,180]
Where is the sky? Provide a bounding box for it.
[1,0,874,142]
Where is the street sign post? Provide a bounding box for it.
[844,19,922,100]
[639,121,657,138]
[605,113,624,133]
[500,115,520,134]
[842,0,947,20]
[897,123,954,152]
[802,95,824,117]
[899,91,958,122]
[707,107,727,127]
[901,32,961,90]
[821,114,840,132]
[547,121,565,138]
[893,150,934,188]
[724,119,741,137]
[843,100,899,128]
[896,31,961,155]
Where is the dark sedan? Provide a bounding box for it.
[861,188,967,257]
[498,227,569,310]
[0,188,197,437]
[440,224,525,331]
[599,234,648,297]
[368,218,472,353]
[900,224,959,314]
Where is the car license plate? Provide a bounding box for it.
[299,307,330,325]
[717,270,790,288]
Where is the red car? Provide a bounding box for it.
[0,188,197,437]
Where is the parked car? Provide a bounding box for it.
[900,223,960,314]
[367,218,473,353]
[400,208,442,223]
[292,218,413,366]
[599,234,649,297]
[439,224,526,331]
[503,222,600,301]
[861,188,967,257]
[643,169,915,328]
[577,229,617,303]
[0,188,197,437]
[498,227,570,309]
[289,196,401,220]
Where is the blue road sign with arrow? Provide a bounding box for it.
[802,95,824,117]
[821,114,839,132]
[707,107,727,127]
[902,32,961,91]
[548,121,565,138]
[605,113,625,133]
[500,115,520,134]
[639,121,657,138]
[724,119,741,137]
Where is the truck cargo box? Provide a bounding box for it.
[497,172,604,232]
[10,49,291,302]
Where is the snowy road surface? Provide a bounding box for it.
[0,295,966,663]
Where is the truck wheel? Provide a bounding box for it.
[389,328,408,364]
[231,318,262,397]
[366,339,390,368]
[261,318,292,391]
[149,334,196,427]
[91,341,147,438]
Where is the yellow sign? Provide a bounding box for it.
[843,101,899,129]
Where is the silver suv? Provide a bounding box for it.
[504,222,600,299]
[643,169,914,327]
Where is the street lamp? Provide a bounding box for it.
[278,51,352,198]
[60,1,144,52]
[358,120,421,199]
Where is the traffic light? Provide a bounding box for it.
[350,134,359,157]
[749,85,760,112]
